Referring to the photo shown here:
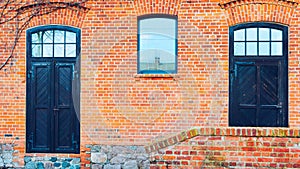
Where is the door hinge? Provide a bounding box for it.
[73,70,78,80]
[27,132,34,149]
[27,70,33,79]
[72,133,78,149]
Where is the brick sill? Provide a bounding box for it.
[134,74,179,79]
[145,127,300,153]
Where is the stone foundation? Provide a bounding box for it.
[89,145,150,169]
[0,144,15,168]
[24,156,80,169]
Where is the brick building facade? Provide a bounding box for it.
[0,0,300,168]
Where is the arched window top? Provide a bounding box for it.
[27,25,80,58]
[138,14,177,20]
[230,23,288,57]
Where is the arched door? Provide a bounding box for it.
[229,23,288,127]
[26,25,80,153]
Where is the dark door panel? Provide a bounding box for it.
[54,63,79,153]
[260,64,279,105]
[236,62,257,106]
[27,63,52,152]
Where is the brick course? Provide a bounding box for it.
[0,0,300,167]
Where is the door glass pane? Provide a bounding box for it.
[234,29,245,41]
[271,42,282,56]
[246,42,257,56]
[246,28,257,41]
[66,31,76,43]
[43,44,53,57]
[259,28,270,41]
[32,44,42,57]
[32,32,42,43]
[54,44,64,57]
[259,42,270,55]
[234,42,245,56]
[43,30,53,43]
[66,44,76,57]
[54,30,65,43]
[271,29,282,41]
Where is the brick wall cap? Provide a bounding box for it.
[145,127,300,153]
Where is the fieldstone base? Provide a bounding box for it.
[24,156,80,169]
[0,144,15,168]
[90,145,150,169]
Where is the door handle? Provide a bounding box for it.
[275,105,282,109]
[53,108,59,116]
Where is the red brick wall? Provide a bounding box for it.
[149,127,300,168]
[0,0,300,167]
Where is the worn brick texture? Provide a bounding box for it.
[0,0,300,168]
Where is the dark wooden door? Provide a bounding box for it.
[229,23,288,127]
[230,59,287,127]
[27,60,79,153]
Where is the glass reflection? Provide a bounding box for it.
[246,42,257,56]
[259,42,270,55]
[32,44,41,57]
[54,30,64,43]
[271,42,282,55]
[32,32,42,43]
[43,30,53,43]
[259,28,270,41]
[66,44,76,57]
[234,29,245,41]
[54,44,64,57]
[271,29,282,41]
[66,32,76,43]
[234,42,245,56]
[43,44,53,57]
[246,28,257,41]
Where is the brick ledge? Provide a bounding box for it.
[134,74,179,79]
[144,127,300,153]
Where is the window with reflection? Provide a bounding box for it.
[31,28,78,58]
[138,15,177,74]
[229,23,288,127]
